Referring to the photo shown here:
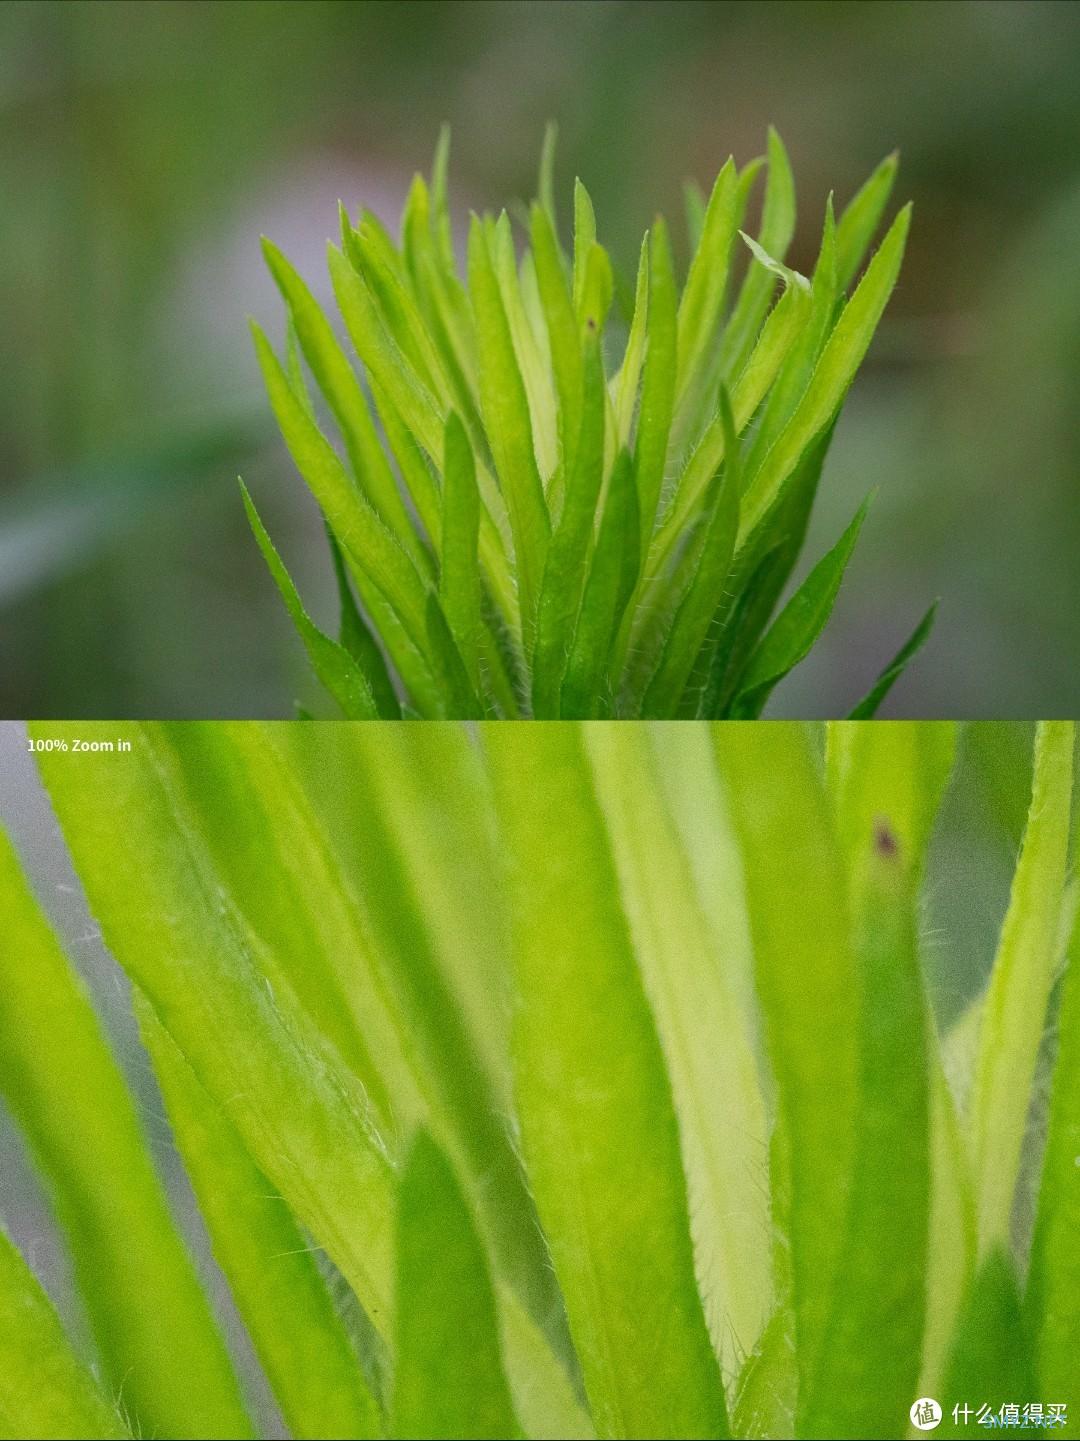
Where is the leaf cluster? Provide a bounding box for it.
[1,721,1077,1439]
[247,128,932,718]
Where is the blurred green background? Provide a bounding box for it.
[2,0,1079,718]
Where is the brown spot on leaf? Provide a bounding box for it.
[874,818,899,859]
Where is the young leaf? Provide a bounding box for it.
[139,1001,383,1441]
[718,126,797,381]
[800,834,930,1439]
[468,216,551,642]
[485,724,729,1441]
[250,321,436,680]
[969,721,1074,1257]
[836,150,899,292]
[571,179,597,319]
[0,823,252,1441]
[737,203,911,548]
[260,237,419,554]
[391,1132,522,1441]
[846,599,938,717]
[327,527,402,717]
[937,1252,1038,1439]
[675,157,738,417]
[531,330,606,717]
[640,391,741,718]
[32,724,401,1335]
[1027,899,1080,1398]
[559,449,639,718]
[731,493,871,717]
[440,411,482,693]
[0,1227,129,1441]
[632,216,678,555]
[714,726,860,1409]
[585,726,771,1371]
[612,235,649,446]
[240,481,379,719]
[530,201,584,484]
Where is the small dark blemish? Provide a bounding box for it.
[586,316,597,331]
[874,818,899,859]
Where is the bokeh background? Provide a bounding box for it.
[2,0,1079,718]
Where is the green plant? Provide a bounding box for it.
[1,720,1076,1439]
[245,129,934,719]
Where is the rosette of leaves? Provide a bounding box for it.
[245,128,934,719]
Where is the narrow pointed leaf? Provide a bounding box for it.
[586,726,771,1371]
[641,390,741,717]
[1028,898,1080,1398]
[0,1227,128,1441]
[560,449,639,718]
[737,203,911,547]
[714,726,860,1407]
[140,1000,382,1441]
[32,724,400,1334]
[327,528,402,717]
[846,599,938,717]
[532,330,606,716]
[970,722,1074,1257]
[440,411,482,692]
[732,494,871,716]
[241,481,379,718]
[0,824,252,1441]
[468,216,551,641]
[836,151,899,292]
[486,724,728,1441]
[938,1252,1038,1438]
[719,127,798,380]
[392,1132,522,1441]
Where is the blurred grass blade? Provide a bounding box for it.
[0,823,252,1441]
[585,725,771,1372]
[532,330,606,717]
[714,726,859,1412]
[392,1131,522,1441]
[731,495,871,717]
[486,724,728,1440]
[139,999,382,1440]
[32,723,400,1334]
[737,204,911,547]
[1026,883,1080,1399]
[571,179,598,319]
[0,1227,129,1441]
[240,481,378,718]
[969,721,1074,1257]
[440,412,483,693]
[846,600,938,718]
[560,449,639,718]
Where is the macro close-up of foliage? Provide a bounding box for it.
[246,129,933,720]
[1,719,1077,1439]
